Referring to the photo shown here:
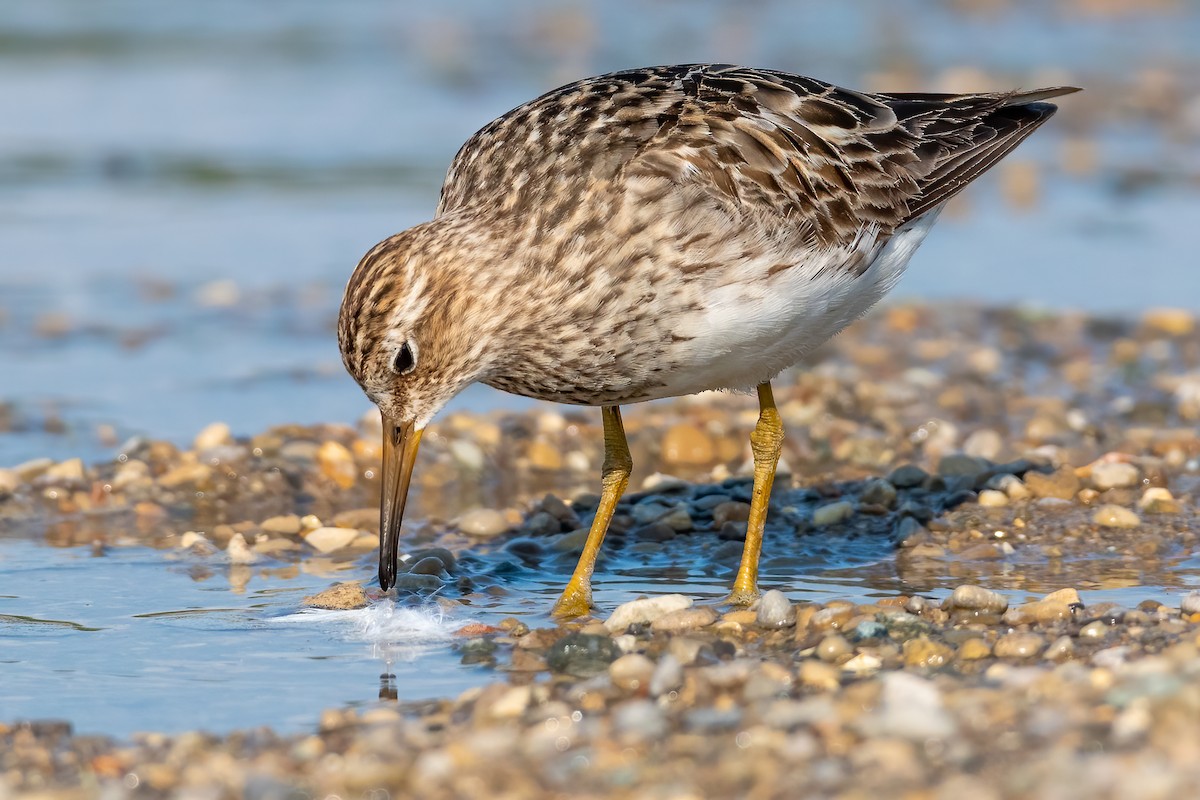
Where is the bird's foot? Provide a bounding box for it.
[725,586,760,607]
[551,583,593,619]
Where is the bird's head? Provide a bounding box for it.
[337,221,496,590]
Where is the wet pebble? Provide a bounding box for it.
[860,478,897,507]
[650,605,718,632]
[391,573,442,591]
[302,582,368,610]
[812,500,854,526]
[545,633,619,677]
[605,594,692,632]
[711,500,750,526]
[755,590,796,628]
[903,636,954,668]
[887,464,928,488]
[943,585,1009,614]
[1093,504,1140,528]
[993,632,1046,659]
[816,634,852,662]
[523,510,563,537]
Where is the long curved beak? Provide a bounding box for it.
[378,414,423,591]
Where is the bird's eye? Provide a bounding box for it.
[392,342,416,375]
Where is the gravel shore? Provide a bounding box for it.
[4,303,1200,799]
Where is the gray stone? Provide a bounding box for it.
[887,464,928,488]
[755,590,796,628]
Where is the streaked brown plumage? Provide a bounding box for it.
[338,64,1077,611]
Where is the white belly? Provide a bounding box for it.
[656,212,940,398]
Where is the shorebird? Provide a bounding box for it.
[338,64,1076,616]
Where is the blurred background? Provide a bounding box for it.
[2,0,1198,467]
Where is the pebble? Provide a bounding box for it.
[303,526,359,553]
[1024,467,1080,500]
[605,594,692,632]
[963,428,1004,460]
[755,590,796,628]
[942,585,1009,614]
[1093,504,1140,528]
[0,468,21,494]
[609,653,656,692]
[1089,461,1140,491]
[317,441,357,489]
[1180,592,1200,615]
[650,606,718,632]
[660,423,715,466]
[812,500,854,526]
[863,672,955,740]
[392,573,442,591]
[545,633,618,677]
[193,422,233,451]
[1139,487,1181,514]
[302,582,368,610]
[649,654,684,696]
[816,634,852,662]
[44,458,85,483]
[993,632,1046,659]
[977,489,1009,507]
[527,440,563,471]
[958,638,992,660]
[1142,307,1195,336]
[937,453,990,482]
[456,508,510,538]
[1044,635,1075,660]
[226,532,256,565]
[523,510,562,537]
[903,637,955,668]
[859,478,897,508]
[260,514,302,535]
[711,501,750,526]
[1007,588,1082,625]
[656,505,694,532]
[887,463,928,488]
[797,660,840,691]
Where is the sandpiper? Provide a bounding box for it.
[338,64,1077,616]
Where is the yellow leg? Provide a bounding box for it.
[552,405,632,618]
[729,382,784,605]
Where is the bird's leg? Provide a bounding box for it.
[729,382,784,605]
[552,405,632,618]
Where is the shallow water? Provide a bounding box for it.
[3,0,1200,739]
[4,510,1198,738]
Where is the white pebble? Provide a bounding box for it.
[303,526,359,553]
[977,489,1009,507]
[812,500,854,526]
[226,532,257,564]
[456,508,509,538]
[605,594,692,633]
